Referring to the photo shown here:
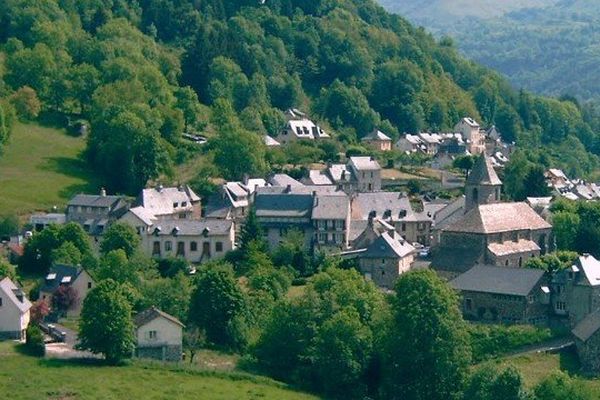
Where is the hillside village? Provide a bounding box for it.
[4,0,600,398]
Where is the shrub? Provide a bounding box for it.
[25,325,45,357]
[469,324,555,362]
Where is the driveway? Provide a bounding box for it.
[45,323,100,360]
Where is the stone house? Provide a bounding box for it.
[312,194,351,254]
[30,213,66,232]
[136,185,201,221]
[358,231,415,289]
[134,307,184,362]
[0,277,31,340]
[347,156,381,192]
[275,109,329,144]
[454,117,485,155]
[432,154,552,277]
[303,156,383,194]
[39,264,95,317]
[572,310,600,375]
[395,134,424,153]
[361,129,392,151]
[66,189,129,236]
[351,192,436,246]
[450,265,550,325]
[143,219,235,264]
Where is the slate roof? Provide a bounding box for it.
[40,264,82,294]
[450,265,544,296]
[362,130,391,142]
[152,219,232,236]
[0,277,31,313]
[255,194,314,218]
[328,164,352,182]
[134,307,185,329]
[362,232,415,259]
[128,206,156,226]
[572,310,600,342]
[352,192,431,222]
[487,240,541,257]
[256,185,339,196]
[139,186,200,216]
[349,156,380,171]
[312,195,349,220]
[444,202,552,234]
[68,194,124,208]
[305,170,334,186]
[466,154,502,186]
[575,254,600,287]
[269,174,304,188]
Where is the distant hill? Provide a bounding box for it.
[378,0,600,101]
[378,0,558,30]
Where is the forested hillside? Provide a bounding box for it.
[0,0,599,195]
[379,0,600,102]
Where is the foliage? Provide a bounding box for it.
[534,371,593,400]
[25,325,45,357]
[51,285,78,315]
[78,279,135,364]
[141,272,192,323]
[30,299,50,323]
[0,259,16,280]
[0,213,19,238]
[188,262,248,350]
[95,249,140,286]
[10,86,41,120]
[381,269,471,400]
[464,364,527,400]
[524,252,579,274]
[254,267,386,398]
[468,324,554,363]
[453,155,476,177]
[272,229,313,276]
[100,223,140,258]
[183,326,206,364]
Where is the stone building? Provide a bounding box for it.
[450,265,550,325]
[134,307,184,362]
[361,129,392,152]
[358,231,416,289]
[66,189,129,236]
[432,154,552,277]
[573,310,600,375]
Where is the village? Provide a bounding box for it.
[3,108,600,382]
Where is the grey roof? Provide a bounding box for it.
[134,307,185,329]
[269,174,304,188]
[255,193,314,218]
[328,164,352,183]
[312,195,349,220]
[572,309,600,342]
[444,202,552,234]
[256,185,340,196]
[362,232,415,259]
[450,265,545,296]
[487,240,540,257]
[127,206,156,226]
[40,264,83,294]
[349,156,381,171]
[0,277,31,313]
[305,170,334,186]
[139,186,200,216]
[152,219,232,236]
[575,254,600,287]
[362,130,392,142]
[352,192,430,222]
[68,194,125,208]
[467,154,502,186]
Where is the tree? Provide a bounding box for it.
[188,263,247,349]
[381,269,471,400]
[211,124,268,180]
[25,325,45,357]
[96,249,139,286]
[141,272,192,322]
[19,224,62,274]
[59,223,93,258]
[78,279,135,364]
[0,214,19,238]
[30,299,51,323]
[100,223,140,257]
[238,207,265,255]
[272,229,313,276]
[465,365,527,400]
[407,179,422,195]
[175,86,203,131]
[51,242,82,266]
[534,372,592,400]
[453,155,476,177]
[183,326,206,364]
[552,211,580,251]
[0,260,16,280]
[522,164,551,198]
[52,285,78,316]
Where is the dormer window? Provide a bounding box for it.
[182,201,187,207]
[173,202,178,208]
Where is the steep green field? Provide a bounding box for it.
[0,343,317,400]
[0,122,98,216]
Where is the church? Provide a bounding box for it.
[431,154,553,278]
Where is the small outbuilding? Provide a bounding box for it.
[134,307,184,362]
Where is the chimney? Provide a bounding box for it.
[389,230,395,239]
[285,184,292,193]
[100,187,106,197]
[584,253,590,258]
[243,174,249,186]
[157,184,163,193]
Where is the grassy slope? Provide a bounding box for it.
[0,342,317,400]
[0,122,99,216]
[481,348,600,394]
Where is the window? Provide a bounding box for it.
[465,298,472,311]
[149,330,157,340]
[0,297,2,307]
[401,223,406,232]
[87,282,92,289]
[165,241,172,251]
[381,259,386,265]
[182,202,187,207]
[527,294,535,303]
[519,257,523,267]
[173,202,178,208]
[318,233,327,243]
[505,260,509,266]
[190,241,198,252]
[179,213,187,219]
[556,301,566,311]
[152,241,161,255]
[216,242,223,252]
[417,222,426,231]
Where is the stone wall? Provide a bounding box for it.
[459,290,549,325]
[576,334,600,375]
[359,257,409,289]
[570,285,600,326]
[0,330,23,340]
[136,345,182,362]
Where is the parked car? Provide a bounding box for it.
[182,133,207,144]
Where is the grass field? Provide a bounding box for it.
[0,342,318,400]
[0,122,99,216]
[482,348,600,395]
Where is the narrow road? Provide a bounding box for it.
[45,323,100,359]
[505,337,574,358]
